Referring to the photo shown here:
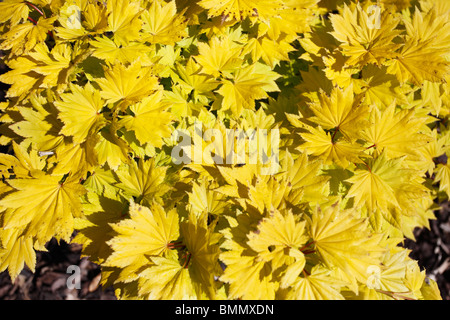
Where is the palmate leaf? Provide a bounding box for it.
[89,36,153,65]
[280,151,330,204]
[246,209,308,269]
[242,35,293,69]
[138,256,195,299]
[329,3,402,67]
[216,62,280,116]
[55,82,106,144]
[345,150,429,232]
[173,58,219,99]
[178,212,222,298]
[385,39,450,86]
[307,85,370,140]
[361,102,432,161]
[0,170,86,245]
[106,0,142,45]
[55,1,109,41]
[118,90,174,149]
[9,94,64,152]
[356,64,409,109]
[0,0,29,25]
[0,16,57,56]
[140,0,188,45]
[114,158,171,206]
[198,0,283,22]
[105,200,179,270]
[187,178,228,216]
[94,124,131,171]
[49,135,98,177]
[194,34,244,79]
[281,265,346,300]
[0,141,46,179]
[298,125,365,168]
[385,7,450,86]
[95,61,161,110]
[0,228,36,282]
[434,163,450,199]
[309,204,385,288]
[72,191,126,264]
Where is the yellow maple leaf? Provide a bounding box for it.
[56,1,108,40]
[355,64,409,109]
[361,102,432,160]
[242,35,293,68]
[187,178,228,216]
[279,151,329,204]
[219,253,277,299]
[194,34,244,78]
[309,204,385,288]
[118,90,174,149]
[174,57,219,99]
[114,158,171,206]
[55,82,106,144]
[105,200,180,269]
[345,151,428,232]
[216,62,279,116]
[434,163,450,199]
[94,125,131,170]
[298,125,365,168]
[106,0,142,45]
[138,256,196,299]
[282,265,346,300]
[330,3,402,67]
[0,141,45,179]
[95,61,161,110]
[0,170,86,244]
[141,0,188,45]
[386,39,450,86]
[0,0,29,25]
[385,8,450,85]
[198,0,283,22]
[307,85,370,140]
[247,209,308,270]
[0,16,56,56]
[0,228,36,282]
[9,93,64,152]
[90,36,153,65]
[49,134,98,177]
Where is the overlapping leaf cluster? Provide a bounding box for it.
[0,0,448,300]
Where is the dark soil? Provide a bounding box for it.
[403,202,450,300]
[0,239,116,300]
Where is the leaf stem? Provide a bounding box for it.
[27,16,37,24]
[182,252,192,269]
[331,127,339,143]
[299,240,315,252]
[26,1,45,16]
[362,161,372,173]
[302,249,316,255]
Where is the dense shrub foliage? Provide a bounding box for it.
[0,0,449,300]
